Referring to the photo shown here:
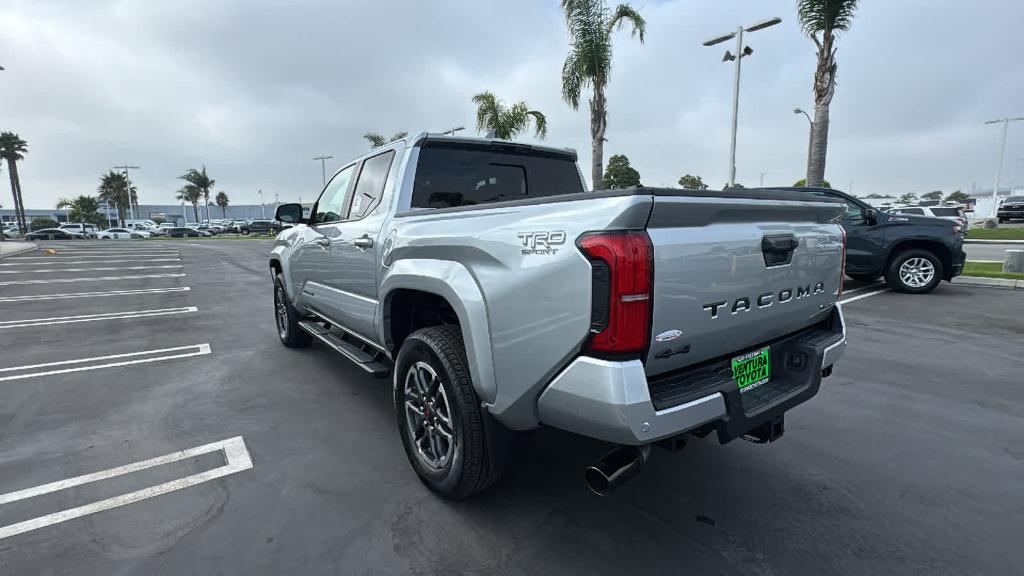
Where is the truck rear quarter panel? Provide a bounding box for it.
[383,194,652,429]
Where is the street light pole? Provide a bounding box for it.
[984,117,1024,217]
[441,126,466,136]
[113,165,140,225]
[313,155,334,188]
[258,189,265,218]
[794,108,813,184]
[760,172,767,187]
[704,17,782,188]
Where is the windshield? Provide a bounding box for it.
[412,142,584,209]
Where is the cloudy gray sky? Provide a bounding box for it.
[2,0,1023,209]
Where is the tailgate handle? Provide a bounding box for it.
[762,234,798,266]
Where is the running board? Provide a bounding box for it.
[298,320,391,376]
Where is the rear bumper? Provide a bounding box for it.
[537,306,846,445]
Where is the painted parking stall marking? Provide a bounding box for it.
[0,258,181,266]
[0,265,183,274]
[0,273,186,286]
[0,287,191,303]
[0,343,212,381]
[0,306,198,329]
[0,435,252,540]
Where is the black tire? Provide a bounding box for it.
[847,273,880,282]
[998,217,1006,224]
[273,273,311,347]
[241,228,250,235]
[885,249,943,294]
[394,325,514,499]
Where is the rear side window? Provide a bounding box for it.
[930,208,961,216]
[899,208,924,215]
[411,144,584,209]
[350,151,395,219]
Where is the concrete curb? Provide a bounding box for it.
[964,239,1024,244]
[952,276,1023,289]
[0,242,37,259]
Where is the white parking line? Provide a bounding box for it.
[0,287,191,303]
[6,254,180,260]
[0,265,183,274]
[0,258,181,266]
[0,343,211,380]
[840,282,884,295]
[0,435,251,540]
[0,306,198,329]
[839,288,889,304]
[22,251,181,257]
[0,273,186,286]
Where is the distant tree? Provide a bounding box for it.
[97,170,138,226]
[797,0,860,186]
[471,91,547,140]
[56,195,106,228]
[865,193,892,199]
[602,154,641,189]
[921,190,943,201]
[179,166,215,222]
[363,132,408,148]
[30,217,58,231]
[176,185,202,223]
[0,131,29,234]
[897,192,918,205]
[945,190,969,204]
[678,174,708,190]
[793,178,833,188]
[215,191,230,218]
[151,215,166,225]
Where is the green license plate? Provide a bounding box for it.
[731,347,771,393]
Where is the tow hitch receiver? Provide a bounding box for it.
[742,415,785,444]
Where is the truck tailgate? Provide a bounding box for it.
[644,192,845,377]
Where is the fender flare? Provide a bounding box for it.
[378,259,497,405]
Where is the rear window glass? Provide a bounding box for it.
[930,208,961,216]
[1005,197,1024,203]
[411,143,584,209]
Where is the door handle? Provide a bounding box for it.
[314,237,331,248]
[353,235,374,249]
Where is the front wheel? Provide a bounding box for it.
[886,249,943,294]
[394,325,514,499]
[273,273,311,347]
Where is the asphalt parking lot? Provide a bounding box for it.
[0,240,1021,574]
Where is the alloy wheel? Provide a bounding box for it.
[403,361,455,470]
[274,285,289,338]
[899,257,935,288]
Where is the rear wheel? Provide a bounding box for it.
[885,249,943,294]
[273,273,311,347]
[394,325,514,499]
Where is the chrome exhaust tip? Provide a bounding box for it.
[584,445,651,496]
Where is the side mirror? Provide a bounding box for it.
[864,208,878,223]
[275,203,304,223]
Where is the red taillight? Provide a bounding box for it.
[838,225,847,296]
[577,231,653,355]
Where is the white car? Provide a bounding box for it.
[891,205,968,229]
[98,227,150,240]
[59,223,101,238]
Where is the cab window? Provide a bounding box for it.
[315,164,356,224]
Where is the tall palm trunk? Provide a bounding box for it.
[807,30,836,187]
[192,203,199,223]
[590,87,607,191]
[8,161,27,234]
[221,206,227,219]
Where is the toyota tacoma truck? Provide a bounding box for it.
[269,133,848,498]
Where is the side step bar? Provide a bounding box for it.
[298,320,391,376]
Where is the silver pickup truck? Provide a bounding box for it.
[269,133,848,498]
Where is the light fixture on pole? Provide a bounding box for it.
[441,126,465,136]
[113,165,140,224]
[984,117,1024,217]
[704,17,782,187]
[313,155,334,188]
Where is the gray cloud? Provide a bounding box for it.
[2,0,1023,210]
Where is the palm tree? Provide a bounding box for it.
[797,0,859,187]
[0,132,29,234]
[364,131,408,148]
[215,191,230,218]
[560,0,645,190]
[97,170,137,226]
[176,185,202,223]
[470,92,548,140]
[179,166,215,222]
[56,195,103,227]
